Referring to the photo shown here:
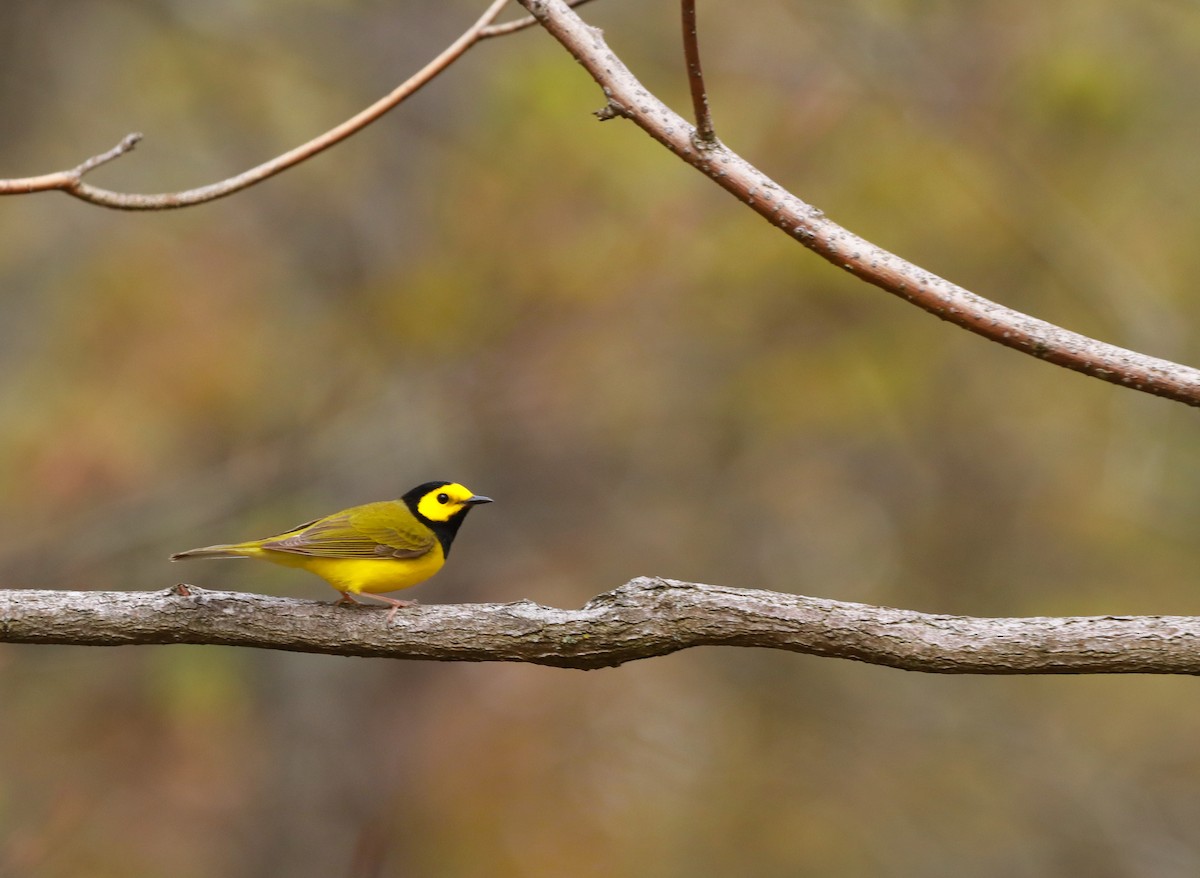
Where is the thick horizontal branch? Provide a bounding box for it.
[518,0,1200,407]
[2,578,1199,673]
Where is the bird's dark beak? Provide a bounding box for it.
[466,495,493,505]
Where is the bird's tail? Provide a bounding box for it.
[169,544,252,561]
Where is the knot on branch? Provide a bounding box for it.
[594,99,630,121]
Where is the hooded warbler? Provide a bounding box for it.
[170,481,492,619]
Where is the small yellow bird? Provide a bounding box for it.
[170,481,492,619]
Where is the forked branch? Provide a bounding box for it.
[519,0,1200,407]
[479,0,596,38]
[3,579,1199,673]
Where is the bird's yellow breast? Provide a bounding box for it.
[250,544,447,595]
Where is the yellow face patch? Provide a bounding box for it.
[416,482,481,522]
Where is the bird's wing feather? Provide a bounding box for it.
[261,502,434,559]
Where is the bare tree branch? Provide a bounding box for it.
[0,0,511,210]
[680,0,716,146]
[519,0,1200,407]
[3,579,1200,673]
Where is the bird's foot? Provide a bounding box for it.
[383,598,417,625]
[331,591,416,624]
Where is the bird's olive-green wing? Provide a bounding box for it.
[260,501,435,559]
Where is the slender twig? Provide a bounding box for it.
[681,0,716,145]
[0,0,511,210]
[3,579,1200,673]
[480,0,596,38]
[517,0,1200,407]
[72,132,143,176]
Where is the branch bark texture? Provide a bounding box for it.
[3,579,1199,674]
[518,0,1200,407]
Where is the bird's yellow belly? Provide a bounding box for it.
[256,546,446,595]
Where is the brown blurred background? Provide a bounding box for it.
[3,1,1200,875]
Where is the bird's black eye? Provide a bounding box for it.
[437,492,450,504]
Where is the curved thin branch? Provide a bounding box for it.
[519,0,1200,407]
[0,0,511,210]
[2,579,1200,673]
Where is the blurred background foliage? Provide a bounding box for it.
[2,0,1200,875]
